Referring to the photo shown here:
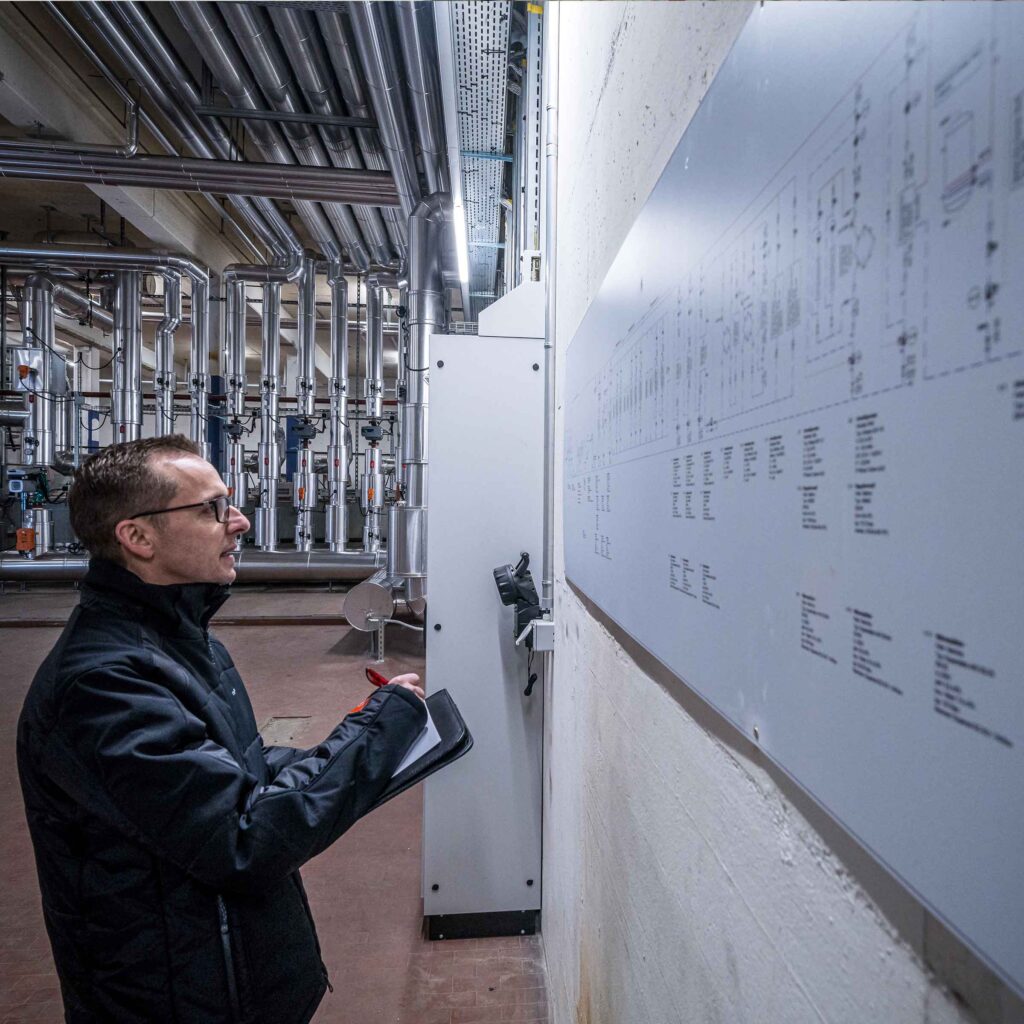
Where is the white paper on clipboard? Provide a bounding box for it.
[392,701,441,777]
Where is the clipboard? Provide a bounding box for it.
[367,689,473,812]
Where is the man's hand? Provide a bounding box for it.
[389,673,425,701]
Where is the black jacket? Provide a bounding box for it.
[16,559,426,1024]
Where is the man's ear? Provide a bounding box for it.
[113,517,157,563]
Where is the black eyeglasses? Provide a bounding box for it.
[130,495,234,523]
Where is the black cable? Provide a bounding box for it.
[77,348,116,371]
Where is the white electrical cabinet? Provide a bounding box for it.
[423,293,545,936]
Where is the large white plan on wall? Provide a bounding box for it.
[563,1,1024,994]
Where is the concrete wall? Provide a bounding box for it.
[543,4,1023,1023]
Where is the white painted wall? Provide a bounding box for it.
[543,4,1023,1023]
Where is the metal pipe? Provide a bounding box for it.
[364,279,385,420]
[194,105,375,130]
[112,270,142,442]
[267,5,393,267]
[326,262,349,552]
[222,250,307,515]
[0,401,30,428]
[223,276,248,505]
[541,1,559,613]
[294,254,318,551]
[52,283,114,331]
[154,272,181,436]
[346,3,422,223]
[395,1,449,195]
[19,275,56,467]
[316,11,406,258]
[256,282,281,551]
[0,152,400,206]
[73,0,275,260]
[0,100,138,158]
[0,245,213,460]
[402,194,447,507]
[172,0,343,260]
[221,3,377,269]
[395,192,448,602]
[0,549,385,583]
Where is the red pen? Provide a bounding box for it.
[365,667,390,688]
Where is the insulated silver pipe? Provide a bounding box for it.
[0,550,385,583]
[268,6,393,267]
[402,194,447,507]
[395,1,449,196]
[395,193,448,602]
[0,152,399,206]
[0,245,213,460]
[364,279,385,420]
[112,270,142,442]
[99,0,293,258]
[256,282,281,551]
[52,282,114,331]
[0,402,30,428]
[223,276,248,505]
[294,255,318,551]
[223,250,307,518]
[19,275,55,467]
[221,3,377,270]
[360,446,384,553]
[173,1,342,260]
[326,263,350,552]
[346,3,422,223]
[56,1,266,260]
[316,11,406,257]
[154,271,181,436]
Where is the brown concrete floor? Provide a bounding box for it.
[0,587,549,1024]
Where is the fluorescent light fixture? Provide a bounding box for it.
[453,202,470,285]
[434,1,471,309]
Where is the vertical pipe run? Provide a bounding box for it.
[256,282,281,550]
[20,275,55,467]
[188,274,212,461]
[112,270,142,442]
[223,277,248,505]
[294,255,317,551]
[326,263,349,552]
[396,193,448,601]
[364,279,385,420]
[155,272,181,436]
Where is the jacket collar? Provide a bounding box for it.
[81,558,231,637]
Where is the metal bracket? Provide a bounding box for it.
[515,617,555,652]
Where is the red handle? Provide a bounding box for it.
[365,667,389,688]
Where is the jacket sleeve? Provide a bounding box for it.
[262,743,309,777]
[42,664,426,893]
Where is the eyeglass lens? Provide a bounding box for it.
[213,495,230,522]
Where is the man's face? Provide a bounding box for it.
[140,454,250,586]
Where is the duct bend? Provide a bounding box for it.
[154,272,182,437]
[391,192,449,605]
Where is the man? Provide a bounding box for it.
[17,436,427,1024]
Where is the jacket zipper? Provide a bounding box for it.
[216,895,242,1024]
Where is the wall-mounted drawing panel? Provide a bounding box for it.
[563,2,1024,995]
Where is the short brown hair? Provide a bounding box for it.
[69,435,202,563]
